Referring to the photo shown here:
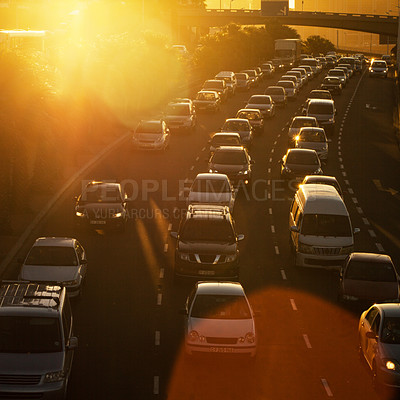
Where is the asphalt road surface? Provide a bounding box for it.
[3,63,400,400]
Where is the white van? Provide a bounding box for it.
[215,71,237,96]
[289,184,360,269]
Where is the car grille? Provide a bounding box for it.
[0,375,41,386]
[199,254,217,263]
[206,337,237,345]
[188,254,227,263]
[0,394,43,399]
[313,247,341,256]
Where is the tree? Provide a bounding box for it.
[302,35,335,56]
[263,19,300,41]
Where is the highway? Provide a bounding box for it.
[3,62,400,399]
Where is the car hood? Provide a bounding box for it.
[299,235,353,245]
[188,192,233,204]
[0,352,65,375]
[343,280,399,301]
[296,142,327,151]
[178,241,237,254]
[188,317,255,337]
[20,265,79,282]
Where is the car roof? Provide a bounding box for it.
[237,108,261,114]
[298,184,347,213]
[287,148,318,156]
[307,98,334,105]
[212,132,241,138]
[292,116,317,122]
[224,118,250,124]
[348,252,393,263]
[195,281,245,296]
[375,303,400,318]
[84,181,121,190]
[198,90,218,95]
[194,173,229,181]
[215,145,246,153]
[299,127,326,134]
[32,237,76,247]
[303,175,338,184]
[249,95,272,100]
[266,86,284,90]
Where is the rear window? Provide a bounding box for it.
[308,102,334,114]
[298,130,326,142]
[237,111,261,120]
[372,61,386,68]
[212,150,247,165]
[291,118,317,128]
[211,135,240,146]
[249,96,271,104]
[277,81,294,88]
[345,261,396,282]
[265,87,284,95]
[286,151,319,165]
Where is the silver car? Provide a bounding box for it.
[288,116,319,146]
[19,237,87,298]
[369,60,388,78]
[245,94,275,118]
[358,303,400,389]
[132,120,170,151]
[295,127,328,161]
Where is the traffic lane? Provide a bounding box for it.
[340,72,400,266]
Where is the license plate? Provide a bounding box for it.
[90,220,106,225]
[198,270,215,276]
[210,347,234,353]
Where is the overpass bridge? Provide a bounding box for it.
[176,9,398,37]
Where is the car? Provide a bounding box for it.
[271,58,284,70]
[168,98,193,106]
[170,205,244,279]
[338,56,357,71]
[307,89,333,101]
[181,281,257,357]
[338,63,354,77]
[276,80,297,101]
[208,132,242,154]
[320,76,342,94]
[301,175,344,198]
[303,99,336,136]
[132,120,170,151]
[336,65,352,80]
[325,56,336,69]
[300,58,321,75]
[208,146,254,186]
[240,69,259,87]
[202,79,229,102]
[164,102,196,132]
[381,54,392,66]
[221,118,254,146]
[286,70,305,88]
[316,56,327,68]
[295,127,328,162]
[299,64,314,79]
[186,173,235,213]
[288,68,308,86]
[264,86,287,107]
[280,74,300,91]
[288,116,319,146]
[280,148,323,182]
[339,253,399,305]
[253,66,263,81]
[327,68,347,87]
[0,282,78,398]
[235,108,264,134]
[215,71,237,96]
[369,60,388,78]
[235,73,251,91]
[260,62,275,78]
[358,303,400,389]
[19,237,87,298]
[171,44,189,59]
[354,58,362,73]
[193,90,221,113]
[245,95,275,118]
[74,181,128,231]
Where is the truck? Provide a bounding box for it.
[274,38,302,68]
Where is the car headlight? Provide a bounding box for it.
[298,242,314,254]
[284,166,291,173]
[111,212,123,218]
[188,330,205,343]
[384,359,400,372]
[238,332,256,344]
[75,211,85,217]
[340,245,354,255]
[225,253,237,263]
[209,169,219,173]
[328,118,334,123]
[237,170,249,175]
[44,371,65,383]
[179,253,190,261]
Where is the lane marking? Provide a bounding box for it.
[271,148,274,153]
[376,243,385,252]
[338,151,342,156]
[268,193,271,199]
[163,243,168,253]
[274,141,277,145]
[348,188,354,194]
[269,208,273,215]
[362,217,370,225]
[342,171,347,177]
[351,197,358,204]
[368,230,377,238]
[280,269,287,280]
[153,376,160,395]
[157,293,162,305]
[267,180,271,185]
[340,164,344,169]
[303,334,312,349]
[321,378,333,397]
[190,165,194,171]
[268,168,271,174]
[159,268,164,279]
[202,147,206,152]
[356,206,363,214]
[155,331,160,346]
[269,158,273,163]
[271,225,275,233]
[338,157,343,162]
[274,246,280,255]
[168,223,172,231]
[290,298,297,311]
[196,156,199,161]
[344,180,350,185]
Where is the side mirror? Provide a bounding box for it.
[170,232,178,239]
[237,234,245,241]
[353,228,360,234]
[67,336,78,350]
[290,225,299,233]
[366,331,377,340]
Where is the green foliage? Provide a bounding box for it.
[263,19,300,40]
[302,35,335,55]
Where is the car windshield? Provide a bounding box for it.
[301,214,352,236]
[277,81,294,88]
[309,91,332,99]
[381,317,400,344]
[291,118,317,128]
[204,81,223,89]
[372,61,386,68]
[345,261,396,281]
[286,151,319,165]
[237,111,260,120]
[262,64,272,70]
[80,185,122,203]
[298,130,326,142]
[212,150,247,165]
[223,121,249,132]
[211,135,240,146]
[191,179,231,193]
[0,316,62,353]
[166,104,190,116]
[25,246,78,266]
[266,88,283,95]
[190,294,251,319]
[308,103,334,114]
[197,92,216,101]
[136,122,162,133]
[249,96,271,104]
[180,219,235,242]
[329,70,345,77]
[323,77,340,84]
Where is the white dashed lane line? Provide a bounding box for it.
[269,157,273,163]
[155,331,161,346]
[280,269,287,280]
[344,180,350,186]
[163,243,168,253]
[159,268,164,279]
[356,206,363,214]
[321,378,333,397]
[271,225,275,233]
[303,334,312,349]
[157,293,162,306]
[348,188,354,194]
[362,217,370,225]
[269,208,273,215]
[368,230,377,238]
[190,165,194,171]
[290,299,297,311]
[153,376,160,395]
[376,243,385,252]
[202,147,206,152]
[274,245,280,255]
[351,197,358,204]
[195,156,199,161]
[268,168,271,174]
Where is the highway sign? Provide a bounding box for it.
[261,1,288,16]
